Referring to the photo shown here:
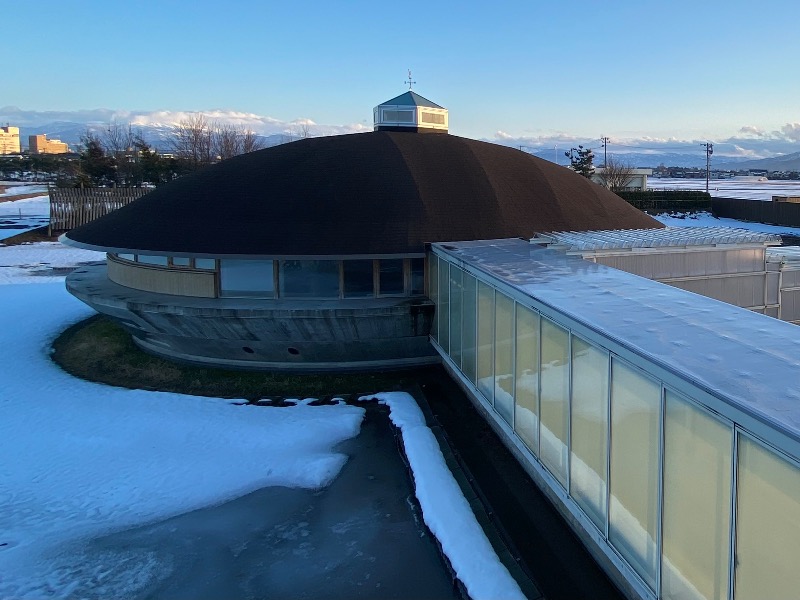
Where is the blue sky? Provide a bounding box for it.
[7,0,800,156]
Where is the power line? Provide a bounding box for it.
[702,142,714,192]
[600,136,609,167]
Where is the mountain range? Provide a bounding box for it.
[10,111,799,171]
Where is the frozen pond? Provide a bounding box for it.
[71,405,460,600]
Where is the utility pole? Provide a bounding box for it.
[702,142,714,193]
[600,136,610,168]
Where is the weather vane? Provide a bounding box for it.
[405,69,416,90]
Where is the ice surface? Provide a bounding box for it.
[361,392,526,600]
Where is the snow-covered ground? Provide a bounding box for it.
[0,242,104,284]
[0,193,50,242]
[0,194,523,599]
[0,183,48,199]
[649,177,800,201]
[654,211,800,237]
[0,194,49,215]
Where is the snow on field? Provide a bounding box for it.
[0,194,49,215]
[0,242,104,284]
[654,211,800,237]
[650,177,800,201]
[0,243,521,599]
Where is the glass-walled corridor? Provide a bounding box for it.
[429,247,800,600]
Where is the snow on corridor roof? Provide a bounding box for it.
[433,238,800,450]
[532,226,781,251]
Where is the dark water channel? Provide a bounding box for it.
[80,404,460,600]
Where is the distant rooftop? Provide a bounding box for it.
[532,226,781,252]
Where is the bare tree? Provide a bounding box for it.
[102,123,135,155]
[170,114,214,170]
[214,122,241,161]
[596,157,635,192]
[171,115,265,169]
[213,123,265,160]
[241,128,264,154]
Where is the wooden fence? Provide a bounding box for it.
[49,187,151,234]
[712,197,800,228]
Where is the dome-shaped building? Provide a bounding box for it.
[63,92,662,371]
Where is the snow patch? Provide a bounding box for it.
[360,391,525,600]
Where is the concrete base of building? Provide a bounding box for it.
[66,264,439,372]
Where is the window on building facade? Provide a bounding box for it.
[220,260,275,297]
[342,260,374,298]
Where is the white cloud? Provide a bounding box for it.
[0,107,368,139]
[739,125,765,137]
[780,122,800,142]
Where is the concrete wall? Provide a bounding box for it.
[68,264,437,371]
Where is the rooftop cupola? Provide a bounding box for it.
[373,90,448,134]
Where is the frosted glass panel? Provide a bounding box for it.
[461,273,477,384]
[438,260,450,353]
[220,260,274,297]
[449,266,463,368]
[514,305,539,454]
[570,338,609,530]
[662,391,731,600]
[477,281,494,402]
[429,255,438,343]
[493,293,514,425]
[540,318,569,487]
[735,437,800,600]
[609,359,661,590]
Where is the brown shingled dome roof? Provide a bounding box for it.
[64,131,663,256]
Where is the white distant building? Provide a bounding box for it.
[0,125,21,155]
[592,167,652,191]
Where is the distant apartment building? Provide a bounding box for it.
[0,126,21,154]
[29,134,70,154]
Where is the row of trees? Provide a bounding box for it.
[565,145,635,192]
[0,118,269,187]
[169,115,265,170]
